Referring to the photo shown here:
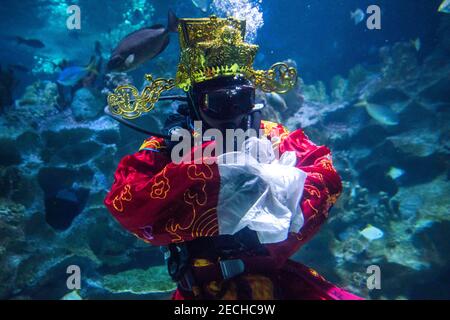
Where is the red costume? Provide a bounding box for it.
[104,120,362,300]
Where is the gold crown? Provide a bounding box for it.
[108,15,298,119]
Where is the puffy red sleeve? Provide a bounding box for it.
[104,137,221,246]
[262,123,342,266]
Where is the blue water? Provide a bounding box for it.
[0,0,449,300]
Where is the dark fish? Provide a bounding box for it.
[107,10,178,72]
[9,64,29,72]
[45,187,90,231]
[15,36,45,48]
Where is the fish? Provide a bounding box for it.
[192,0,210,12]
[266,92,288,111]
[9,64,29,72]
[332,40,339,50]
[355,100,399,126]
[44,186,90,231]
[411,38,421,51]
[53,59,70,72]
[360,225,384,241]
[387,167,405,180]
[57,58,98,87]
[350,9,365,25]
[48,59,66,72]
[107,10,179,72]
[14,36,45,48]
[61,291,82,300]
[438,0,450,13]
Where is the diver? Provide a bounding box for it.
[104,15,361,300]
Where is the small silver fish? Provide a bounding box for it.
[366,103,399,126]
[360,225,384,241]
[355,100,399,126]
[438,0,450,13]
[350,9,365,25]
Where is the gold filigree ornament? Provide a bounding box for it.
[107,15,298,119]
[107,75,175,119]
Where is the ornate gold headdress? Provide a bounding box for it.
[108,15,298,119]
